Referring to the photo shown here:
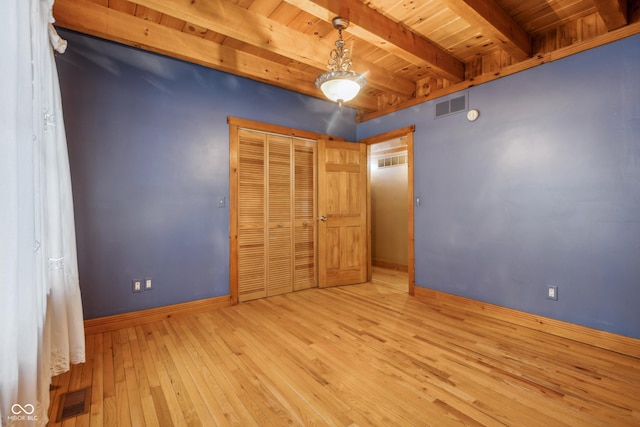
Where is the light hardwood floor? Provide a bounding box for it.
[49,268,640,426]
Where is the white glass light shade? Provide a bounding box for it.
[320,78,360,103]
[315,70,365,104]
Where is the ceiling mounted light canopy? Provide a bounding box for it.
[315,17,366,107]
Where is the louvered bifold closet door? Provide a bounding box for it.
[294,140,317,291]
[267,135,294,296]
[237,130,267,301]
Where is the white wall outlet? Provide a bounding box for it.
[546,285,558,301]
[145,278,152,290]
[218,197,225,208]
[132,279,142,293]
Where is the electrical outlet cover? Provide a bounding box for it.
[546,285,558,301]
[132,280,143,293]
[145,278,152,290]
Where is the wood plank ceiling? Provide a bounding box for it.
[53,0,639,120]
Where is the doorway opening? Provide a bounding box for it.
[370,138,409,291]
[361,126,415,295]
[370,138,409,271]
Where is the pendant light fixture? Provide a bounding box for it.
[315,17,366,107]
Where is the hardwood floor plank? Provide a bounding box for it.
[120,329,146,427]
[170,318,241,425]
[228,302,359,426]
[111,331,131,427]
[101,396,117,427]
[89,333,104,427]
[114,382,130,427]
[127,327,160,426]
[230,322,353,426]
[149,386,174,427]
[50,269,640,426]
[145,322,190,427]
[181,315,260,426]
[160,320,227,424]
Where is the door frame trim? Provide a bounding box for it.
[359,125,416,295]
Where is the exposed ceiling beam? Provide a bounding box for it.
[125,0,416,97]
[283,0,465,83]
[592,0,628,30]
[52,0,379,111]
[445,0,532,61]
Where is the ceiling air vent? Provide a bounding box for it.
[435,94,468,119]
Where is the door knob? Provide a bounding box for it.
[317,215,327,222]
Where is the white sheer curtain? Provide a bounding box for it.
[0,1,85,425]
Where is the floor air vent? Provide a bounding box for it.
[56,387,90,422]
[435,94,467,118]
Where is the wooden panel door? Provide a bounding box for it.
[237,129,267,301]
[317,140,368,287]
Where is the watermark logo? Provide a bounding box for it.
[8,403,38,422]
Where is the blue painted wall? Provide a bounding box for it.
[58,27,640,339]
[56,30,356,319]
[358,34,640,339]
